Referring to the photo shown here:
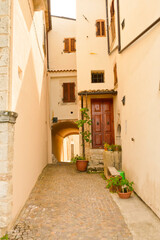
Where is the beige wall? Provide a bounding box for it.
[76,0,113,92]
[10,0,50,222]
[50,71,78,121]
[107,0,160,218]
[48,16,76,70]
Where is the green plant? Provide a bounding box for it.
[103,143,122,152]
[75,108,92,144]
[118,179,134,193]
[71,155,85,163]
[100,172,106,180]
[1,235,8,240]
[106,176,121,193]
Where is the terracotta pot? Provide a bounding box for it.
[104,147,107,151]
[76,160,88,172]
[117,191,132,199]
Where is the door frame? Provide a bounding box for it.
[91,98,115,149]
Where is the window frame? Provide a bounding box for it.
[110,0,116,43]
[91,71,105,83]
[62,82,76,103]
[64,38,76,53]
[96,20,106,37]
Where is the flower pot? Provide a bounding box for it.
[117,191,132,199]
[76,160,88,172]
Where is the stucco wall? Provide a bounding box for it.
[107,0,160,218]
[76,0,113,92]
[10,0,50,222]
[48,16,76,70]
[50,72,78,121]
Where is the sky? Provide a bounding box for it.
[50,0,76,19]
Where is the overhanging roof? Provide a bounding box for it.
[78,89,117,96]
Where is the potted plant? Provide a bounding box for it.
[104,143,110,151]
[117,178,134,199]
[71,155,87,172]
[75,108,92,171]
[106,175,122,193]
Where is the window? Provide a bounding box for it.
[91,71,104,83]
[63,83,75,102]
[110,0,116,43]
[113,63,118,86]
[64,38,76,53]
[96,20,106,37]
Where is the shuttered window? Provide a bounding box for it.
[64,38,76,53]
[113,63,118,86]
[110,0,116,43]
[63,83,75,102]
[96,20,106,37]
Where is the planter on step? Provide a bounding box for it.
[76,160,88,172]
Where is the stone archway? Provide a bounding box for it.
[51,121,79,162]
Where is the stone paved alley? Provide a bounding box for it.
[9,163,133,240]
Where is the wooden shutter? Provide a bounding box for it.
[96,21,100,36]
[71,38,76,52]
[101,21,105,36]
[113,64,118,86]
[63,83,68,102]
[70,83,75,102]
[63,83,75,102]
[64,38,69,52]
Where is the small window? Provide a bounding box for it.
[110,0,116,43]
[63,83,75,102]
[64,38,76,53]
[113,63,118,86]
[96,20,106,37]
[91,71,104,83]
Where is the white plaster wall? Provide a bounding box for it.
[107,0,160,218]
[48,16,76,70]
[76,0,113,92]
[50,72,78,120]
[119,23,160,218]
[11,0,50,222]
[119,0,160,49]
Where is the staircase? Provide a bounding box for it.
[87,149,104,172]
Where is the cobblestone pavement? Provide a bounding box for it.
[8,163,133,240]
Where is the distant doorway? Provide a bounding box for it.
[62,135,79,162]
[91,99,114,148]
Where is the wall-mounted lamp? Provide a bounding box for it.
[121,19,125,29]
[122,96,126,105]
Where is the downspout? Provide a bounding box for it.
[81,95,85,157]
[117,0,121,52]
[106,0,110,54]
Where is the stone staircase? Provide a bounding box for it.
[87,149,104,172]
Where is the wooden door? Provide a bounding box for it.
[91,99,114,148]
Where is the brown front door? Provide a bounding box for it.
[91,99,114,148]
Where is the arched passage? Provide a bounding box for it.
[51,121,79,162]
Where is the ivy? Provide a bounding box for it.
[76,108,92,144]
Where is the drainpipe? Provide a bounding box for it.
[81,95,85,157]
[106,0,110,54]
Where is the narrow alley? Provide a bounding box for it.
[8,164,132,240]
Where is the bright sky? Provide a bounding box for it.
[50,0,76,19]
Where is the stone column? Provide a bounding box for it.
[0,111,18,237]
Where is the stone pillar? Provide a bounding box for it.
[0,111,18,237]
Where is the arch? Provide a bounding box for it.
[51,121,79,162]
